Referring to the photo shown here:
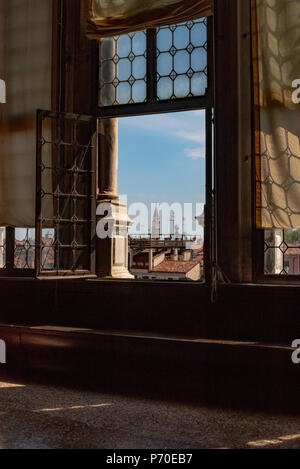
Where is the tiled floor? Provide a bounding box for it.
[0,379,299,449]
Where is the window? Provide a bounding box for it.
[156,19,208,101]
[97,17,213,283]
[14,229,35,269]
[0,227,35,276]
[99,31,147,106]
[97,18,212,117]
[99,18,208,107]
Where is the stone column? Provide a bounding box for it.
[264,229,284,274]
[98,118,119,200]
[96,117,134,279]
[96,37,133,278]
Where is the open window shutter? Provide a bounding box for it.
[36,111,97,278]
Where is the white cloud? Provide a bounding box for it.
[185,147,205,159]
[119,110,206,145]
[176,130,205,144]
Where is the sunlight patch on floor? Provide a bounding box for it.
[248,434,300,447]
[0,382,26,389]
[34,403,112,413]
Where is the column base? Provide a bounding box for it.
[96,199,134,280]
[100,271,135,280]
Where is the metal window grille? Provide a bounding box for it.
[36,110,97,277]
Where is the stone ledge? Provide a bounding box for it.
[1,323,299,414]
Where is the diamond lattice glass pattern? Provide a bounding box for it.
[257,129,300,228]
[14,229,35,269]
[264,229,300,276]
[156,18,207,101]
[99,31,147,106]
[37,113,96,273]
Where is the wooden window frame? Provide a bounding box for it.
[95,17,215,286]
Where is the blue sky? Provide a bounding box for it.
[118,110,206,208]
[118,110,206,236]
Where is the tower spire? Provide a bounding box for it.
[152,204,160,239]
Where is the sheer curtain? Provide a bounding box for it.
[87,0,213,38]
[254,0,300,228]
[0,0,52,227]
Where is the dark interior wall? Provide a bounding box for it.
[0,277,299,345]
[214,0,253,283]
[60,0,98,115]
[0,279,209,338]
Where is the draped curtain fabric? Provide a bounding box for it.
[86,0,213,39]
[254,0,300,228]
[0,0,52,227]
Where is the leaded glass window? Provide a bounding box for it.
[156,19,207,100]
[98,17,208,109]
[99,31,147,106]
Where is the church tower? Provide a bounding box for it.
[152,205,160,239]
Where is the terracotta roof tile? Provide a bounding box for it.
[152,257,202,274]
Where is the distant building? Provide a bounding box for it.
[152,205,160,239]
[129,243,204,281]
[151,251,203,281]
[129,205,203,281]
[282,244,300,275]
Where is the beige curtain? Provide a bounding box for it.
[87,0,213,38]
[0,0,52,227]
[254,0,300,228]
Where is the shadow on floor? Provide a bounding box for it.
[1,374,300,449]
